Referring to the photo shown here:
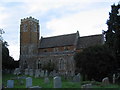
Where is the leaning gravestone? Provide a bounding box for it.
[25,69,29,75]
[26,77,32,88]
[14,68,20,75]
[7,80,14,88]
[29,69,33,76]
[44,77,50,84]
[54,76,62,88]
[73,73,81,82]
[102,77,109,86]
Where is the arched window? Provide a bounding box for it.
[59,58,65,70]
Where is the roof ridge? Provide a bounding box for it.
[80,34,102,38]
[41,32,77,39]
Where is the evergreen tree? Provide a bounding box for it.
[105,3,120,57]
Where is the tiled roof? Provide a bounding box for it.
[77,34,104,49]
[39,33,77,48]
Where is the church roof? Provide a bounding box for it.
[76,34,104,49]
[39,33,77,48]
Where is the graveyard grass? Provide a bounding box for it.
[2,73,120,88]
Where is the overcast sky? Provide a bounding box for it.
[0,0,119,60]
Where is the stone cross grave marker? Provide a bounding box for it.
[54,76,62,88]
[26,77,32,88]
[7,80,14,88]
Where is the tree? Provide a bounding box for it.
[1,29,19,71]
[74,45,118,81]
[42,61,57,73]
[105,3,120,57]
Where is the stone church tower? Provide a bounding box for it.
[19,16,39,69]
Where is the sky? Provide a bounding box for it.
[0,0,119,60]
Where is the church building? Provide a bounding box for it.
[19,16,104,75]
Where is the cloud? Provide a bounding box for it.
[0,0,119,60]
[8,42,19,60]
[46,8,108,37]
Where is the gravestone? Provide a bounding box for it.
[25,69,29,75]
[29,69,33,76]
[35,69,40,78]
[44,77,50,84]
[113,74,115,84]
[29,86,41,88]
[81,83,92,88]
[53,70,56,77]
[102,77,109,86]
[54,76,62,88]
[26,77,32,88]
[14,68,20,75]
[71,71,75,77]
[40,70,44,77]
[49,71,53,77]
[45,70,48,77]
[73,73,81,82]
[7,80,14,88]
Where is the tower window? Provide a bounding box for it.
[23,24,28,32]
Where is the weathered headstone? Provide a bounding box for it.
[26,77,32,88]
[7,80,14,88]
[81,83,92,88]
[73,73,81,82]
[53,70,56,77]
[44,77,50,84]
[71,71,75,77]
[54,76,62,88]
[25,69,29,75]
[49,71,53,77]
[40,70,44,77]
[113,74,115,84]
[35,69,40,78]
[45,70,48,77]
[14,68,20,75]
[29,86,41,88]
[102,77,109,86]
[29,69,33,76]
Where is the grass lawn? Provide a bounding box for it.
[2,73,120,88]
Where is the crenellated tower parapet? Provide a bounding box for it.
[21,16,39,23]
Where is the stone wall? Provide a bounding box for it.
[35,53,75,75]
